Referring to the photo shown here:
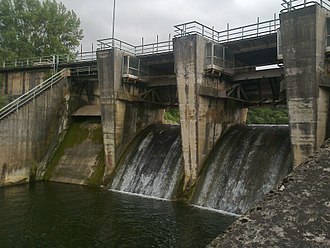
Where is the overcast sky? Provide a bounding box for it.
[58,0,282,51]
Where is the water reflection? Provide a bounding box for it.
[0,182,235,247]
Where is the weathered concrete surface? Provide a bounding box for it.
[1,70,52,98]
[282,5,330,166]
[174,35,246,190]
[207,139,330,248]
[0,76,69,186]
[97,49,163,184]
[45,122,104,186]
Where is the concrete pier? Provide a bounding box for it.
[97,49,163,183]
[174,35,246,190]
[281,5,330,166]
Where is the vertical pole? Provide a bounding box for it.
[80,44,83,60]
[111,0,116,47]
[156,35,159,52]
[226,23,230,42]
[168,33,171,51]
[274,13,277,30]
[92,43,94,60]
[212,26,214,41]
[142,37,144,54]
[257,17,260,37]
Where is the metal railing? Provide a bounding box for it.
[1,51,97,70]
[281,0,330,12]
[0,68,68,120]
[174,18,280,44]
[97,37,173,56]
[2,55,56,69]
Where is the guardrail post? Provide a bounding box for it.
[257,17,260,37]
[156,35,159,52]
[168,34,171,51]
[226,23,230,42]
[142,37,144,55]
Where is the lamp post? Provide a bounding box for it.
[111,0,116,47]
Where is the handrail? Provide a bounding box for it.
[97,37,173,56]
[1,51,97,70]
[174,18,280,44]
[2,55,56,69]
[0,68,69,120]
[281,0,330,12]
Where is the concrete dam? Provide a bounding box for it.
[0,2,329,216]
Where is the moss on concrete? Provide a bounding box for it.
[44,119,105,184]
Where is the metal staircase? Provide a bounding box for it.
[0,68,69,120]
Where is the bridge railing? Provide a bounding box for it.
[57,51,97,65]
[2,55,56,69]
[281,0,330,12]
[0,68,69,121]
[97,37,173,56]
[174,18,280,44]
[1,51,97,70]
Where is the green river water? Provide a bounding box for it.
[0,182,235,248]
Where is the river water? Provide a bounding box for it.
[0,182,235,248]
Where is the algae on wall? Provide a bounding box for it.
[44,118,105,186]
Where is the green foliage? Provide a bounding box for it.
[0,0,83,61]
[247,107,289,124]
[164,108,180,124]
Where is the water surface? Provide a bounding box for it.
[0,182,235,247]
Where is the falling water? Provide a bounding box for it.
[192,125,293,214]
[109,124,183,199]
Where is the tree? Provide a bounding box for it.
[0,0,83,61]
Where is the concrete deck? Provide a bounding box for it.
[208,139,330,247]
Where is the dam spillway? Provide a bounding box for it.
[192,125,293,214]
[107,124,292,214]
[109,124,183,199]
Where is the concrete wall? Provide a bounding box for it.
[281,5,330,166]
[1,70,52,97]
[0,77,69,186]
[174,35,247,191]
[97,49,163,184]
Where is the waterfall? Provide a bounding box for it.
[109,124,183,199]
[191,125,293,214]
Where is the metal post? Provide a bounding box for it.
[156,35,159,52]
[142,37,144,55]
[168,34,171,51]
[212,26,214,40]
[111,0,116,47]
[257,17,260,37]
[226,23,230,42]
[274,13,277,30]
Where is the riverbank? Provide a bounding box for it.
[208,139,330,247]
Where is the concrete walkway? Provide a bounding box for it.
[208,139,330,247]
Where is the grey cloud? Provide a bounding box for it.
[58,0,281,50]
